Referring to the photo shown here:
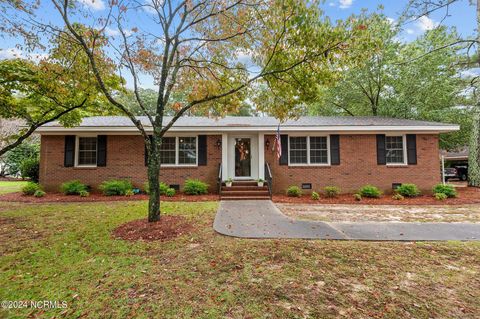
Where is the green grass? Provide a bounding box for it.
[0,201,479,318]
[0,181,28,195]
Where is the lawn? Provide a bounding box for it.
[0,181,28,195]
[1,201,479,318]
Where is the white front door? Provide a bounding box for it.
[227,135,258,180]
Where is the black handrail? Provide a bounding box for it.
[265,162,273,199]
[217,163,222,197]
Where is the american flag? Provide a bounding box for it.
[273,124,282,159]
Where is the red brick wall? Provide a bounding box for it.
[264,134,440,194]
[39,135,222,192]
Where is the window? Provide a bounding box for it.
[385,136,405,164]
[179,137,197,165]
[157,136,197,166]
[289,136,329,165]
[289,137,307,164]
[160,137,176,164]
[77,137,97,166]
[309,136,328,164]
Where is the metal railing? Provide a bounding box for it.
[217,163,222,197]
[265,162,273,199]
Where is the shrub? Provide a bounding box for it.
[434,192,448,201]
[286,185,302,197]
[392,193,404,200]
[22,182,41,195]
[324,186,340,198]
[396,183,420,197]
[165,188,176,197]
[60,180,88,195]
[353,193,362,201]
[34,190,46,198]
[183,179,209,195]
[432,184,457,198]
[20,157,40,183]
[125,189,135,197]
[358,185,382,198]
[311,191,320,200]
[99,179,133,196]
[144,182,170,195]
[79,190,90,197]
[4,142,39,177]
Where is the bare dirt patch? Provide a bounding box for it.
[0,217,44,254]
[112,216,193,241]
[0,192,218,203]
[273,187,480,205]
[277,203,480,223]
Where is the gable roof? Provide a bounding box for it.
[37,116,460,134]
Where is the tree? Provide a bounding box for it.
[309,12,470,149]
[2,0,357,222]
[0,31,122,157]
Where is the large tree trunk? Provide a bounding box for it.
[147,136,161,222]
[468,0,480,187]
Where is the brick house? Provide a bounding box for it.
[36,116,458,197]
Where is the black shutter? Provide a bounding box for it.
[198,135,207,166]
[64,135,75,167]
[97,135,107,167]
[376,134,386,165]
[330,135,340,165]
[406,134,417,165]
[279,135,288,165]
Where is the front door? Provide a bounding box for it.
[234,138,251,177]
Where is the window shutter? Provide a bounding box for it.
[198,135,207,166]
[97,135,107,167]
[330,135,340,165]
[279,135,288,165]
[376,134,386,165]
[64,135,75,167]
[406,134,417,165]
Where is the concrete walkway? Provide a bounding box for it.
[213,200,480,241]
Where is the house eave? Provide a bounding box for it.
[36,125,460,134]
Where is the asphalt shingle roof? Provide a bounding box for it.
[42,116,457,128]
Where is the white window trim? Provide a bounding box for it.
[160,135,198,167]
[75,135,98,168]
[385,134,408,166]
[288,134,331,166]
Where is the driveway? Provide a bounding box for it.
[213,200,480,241]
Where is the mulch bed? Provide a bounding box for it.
[112,216,193,241]
[272,187,480,205]
[0,192,219,203]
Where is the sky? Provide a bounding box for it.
[0,0,477,88]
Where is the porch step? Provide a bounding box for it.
[221,185,268,191]
[221,190,270,196]
[224,181,259,187]
[221,196,271,200]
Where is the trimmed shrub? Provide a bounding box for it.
[396,183,420,197]
[434,192,448,201]
[353,193,362,201]
[358,185,382,198]
[311,191,320,200]
[79,190,90,197]
[22,182,41,195]
[20,157,40,183]
[143,182,170,195]
[33,190,46,198]
[61,180,88,195]
[99,179,133,196]
[432,184,457,198]
[324,186,340,198]
[392,193,404,200]
[183,179,209,195]
[286,185,302,197]
[165,188,176,197]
